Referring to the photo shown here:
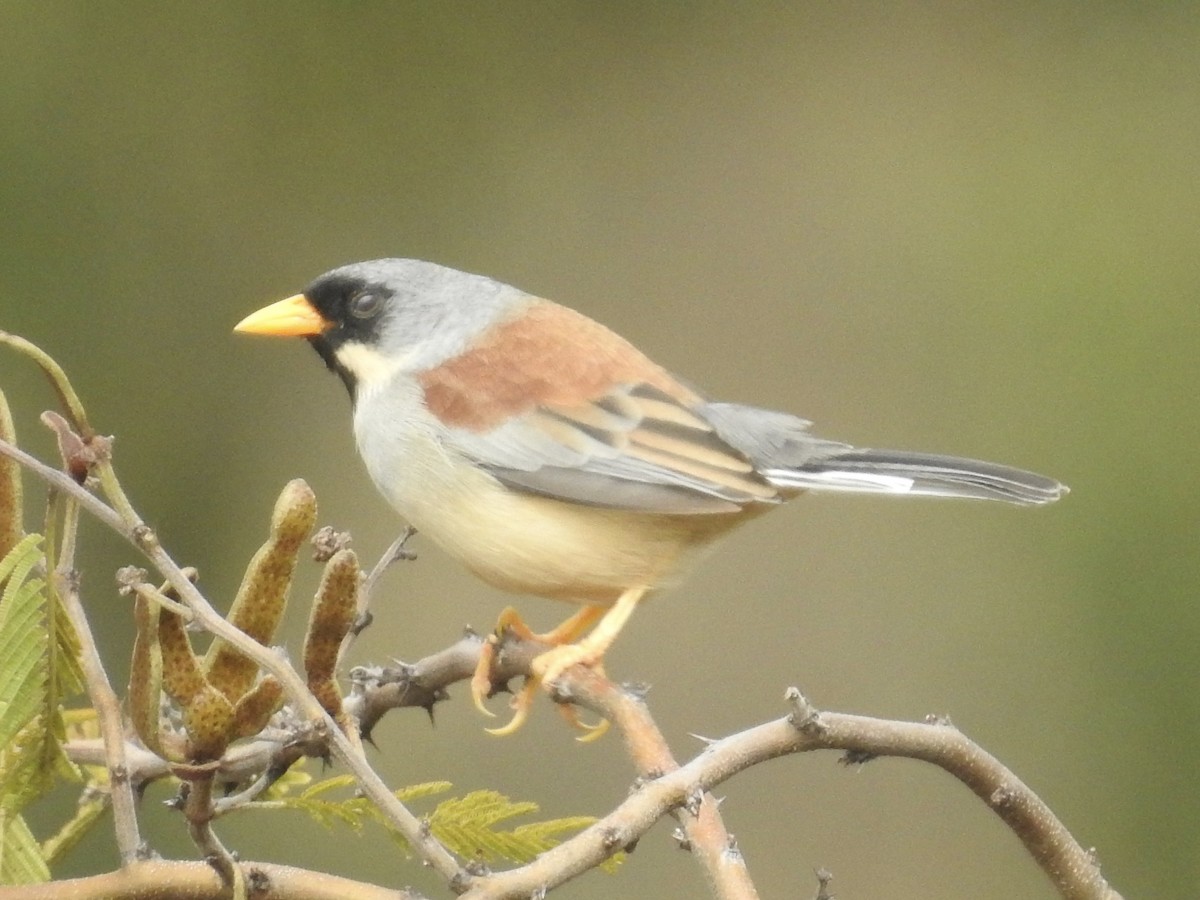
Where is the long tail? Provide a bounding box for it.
[764,450,1067,506]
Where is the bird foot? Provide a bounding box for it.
[470,605,609,738]
[532,641,603,688]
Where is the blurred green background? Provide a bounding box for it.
[3,3,1197,898]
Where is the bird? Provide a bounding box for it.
[235,258,1067,735]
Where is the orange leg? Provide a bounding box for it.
[532,587,645,686]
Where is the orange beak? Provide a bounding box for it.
[234,295,331,337]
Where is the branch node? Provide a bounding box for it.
[600,825,625,851]
[670,826,692,852]
[116,565,149,595]
[722,833,743,863]
[785,686,826,735]
[463,856,490,877]
[989,785,1016,809]
[247,867,271,894]
[813,867,835,900]
[40,410,109,483]
[924,712,954,727]
[310,525,351,562]
[683,786,704,817]
[131,523,158,550]
[548,682,574,704]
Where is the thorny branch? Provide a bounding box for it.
[0,330,1122,900]
[1,860,429,900]
[61,625,1124,900]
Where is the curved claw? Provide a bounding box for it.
[470,638,499,718]
[575,718,611,743]
[556,704,611,743]
[485,677,539,737]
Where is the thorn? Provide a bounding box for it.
[839,749,877,766]
[688,732,718,746]
[350,610,374,637]
[163,792,185,811]
[621,680,651,700]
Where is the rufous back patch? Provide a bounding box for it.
[419,301,700,432]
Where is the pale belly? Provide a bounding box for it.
[353,389,749,605]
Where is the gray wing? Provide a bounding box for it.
[444,384,782,514]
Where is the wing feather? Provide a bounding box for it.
[439,384,780,513]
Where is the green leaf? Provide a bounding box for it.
[0,534,82,816]
[0,536,50,754]
[259,774,452,834]
[428,790,598,866]
[0,809,51,884]
[242,774,605,870]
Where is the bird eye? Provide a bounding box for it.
[348,291,382,319]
